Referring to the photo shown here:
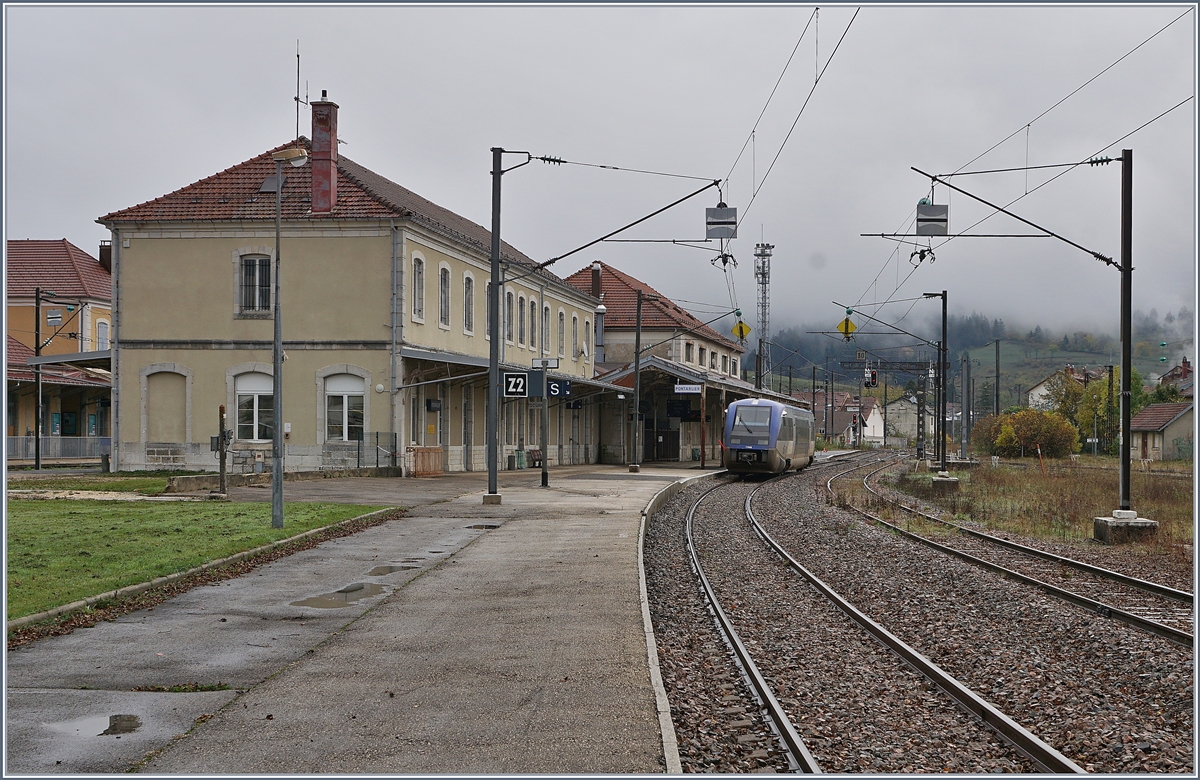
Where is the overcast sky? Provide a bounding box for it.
[5,3,1196,341]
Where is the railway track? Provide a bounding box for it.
[830,459,1194,646]
[678,465,1077,773]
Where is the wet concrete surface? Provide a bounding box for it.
[6,463,702,773]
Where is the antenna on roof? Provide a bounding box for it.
[294,40,310,141]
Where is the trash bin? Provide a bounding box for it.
[506,454,517,470]
[691,447,701,461]
[100,453,110,473]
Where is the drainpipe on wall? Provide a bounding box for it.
[394,225,407,477]
[110,227,120,471]
[390,220,399,470]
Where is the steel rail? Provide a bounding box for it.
[745,478,1086,775]
[834,464,1193,646]
[861,462,1193,603]
[685,482,822,774]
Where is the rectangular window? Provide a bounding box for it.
[327,394,364,441]
[241,257,271,311]
[237,393,273,440]
[685,342,694,363]
[722,354,729,374]
[529,300,537,349]
[731,357,739,376]
[464,277,475,333]
[439,267,451,327]
[698,347,707,367]
[412,258,425,320]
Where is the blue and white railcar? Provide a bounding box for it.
[723,398,816,474]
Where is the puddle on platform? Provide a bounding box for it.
[467,524,500,530]
[290,583,385,608]
[367,565,419,576]
[46,714,142,737]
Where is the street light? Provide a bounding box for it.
[271,145,308,529]
[923,291,947,472]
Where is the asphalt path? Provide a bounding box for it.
[6,464,705,774]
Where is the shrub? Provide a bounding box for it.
[973,409,1079,458]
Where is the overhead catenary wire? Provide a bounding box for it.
[723,7,819,186]
[738,7,860,230]
[853,8,1193,319]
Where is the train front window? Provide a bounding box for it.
[730,406,772,446]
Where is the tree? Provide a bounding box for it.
[1042,371,1083,426]
[976,409,1078,457]
[1147,382,1183,405]
[1060,335,1070,350]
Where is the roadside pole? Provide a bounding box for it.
[218,405,228,494]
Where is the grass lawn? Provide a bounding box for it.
[6,471,194,496]
[7,500,386,620]
[892,459,1194,551]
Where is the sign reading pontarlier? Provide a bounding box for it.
[674,383,702,394]
[705,205,737,239]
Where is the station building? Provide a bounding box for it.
[564,261,793,464]
[97,94,612,474]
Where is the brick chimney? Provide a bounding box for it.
[1183,357,1191,379]
[311,90,338,214]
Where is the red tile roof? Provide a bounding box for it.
[563,261,742,352]
[7,335,34,365]
[1130,402,1192,432]
[96,138,545,274]
[6,336,109,387]
[6,239,111,300]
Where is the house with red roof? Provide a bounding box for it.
[1130,402,1193,461]
[6,239,113,455]
[95,94,606,473]
[562,261,784,464]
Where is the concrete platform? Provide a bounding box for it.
[6,464,701,774]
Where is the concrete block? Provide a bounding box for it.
[482,494,502,505]
[1094,514,1158,544]
[931,475,960,493]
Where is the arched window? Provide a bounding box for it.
[485,282,492,338]
[572,315,579,360]
[97,320,110,351]
[439,266,451,327]
[543,306,551,354]
[412,256,425,320]
[235,372,273,441]
[463,275,475,333]
[529,299,537,349]
[326,374,365,441]
[505,291,514,342]
[518,295,526,345]
[584,320,592,358]
[558,311,565,357]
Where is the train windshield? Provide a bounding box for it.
[729,405,772,446]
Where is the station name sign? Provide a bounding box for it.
[674,383,702,394]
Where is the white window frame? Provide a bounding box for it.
[558,309,566,357]
[518,294,527,346]
[463,273,475,335]
[505,290,515,344]
[235,372,274,442]
[572,315,579,360]
[438,263,451,329]
[411,254,426,323]
[543,305,551,355]
[96,319,110,351]
[528,297,538,350]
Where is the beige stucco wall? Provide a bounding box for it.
[8,301,111,354]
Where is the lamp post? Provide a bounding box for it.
[271,145,308,529]
[923,290,948,472]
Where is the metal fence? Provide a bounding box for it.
[355,432,398,468]
[7,436,111,460]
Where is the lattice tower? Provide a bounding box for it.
[754,242,774,380]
